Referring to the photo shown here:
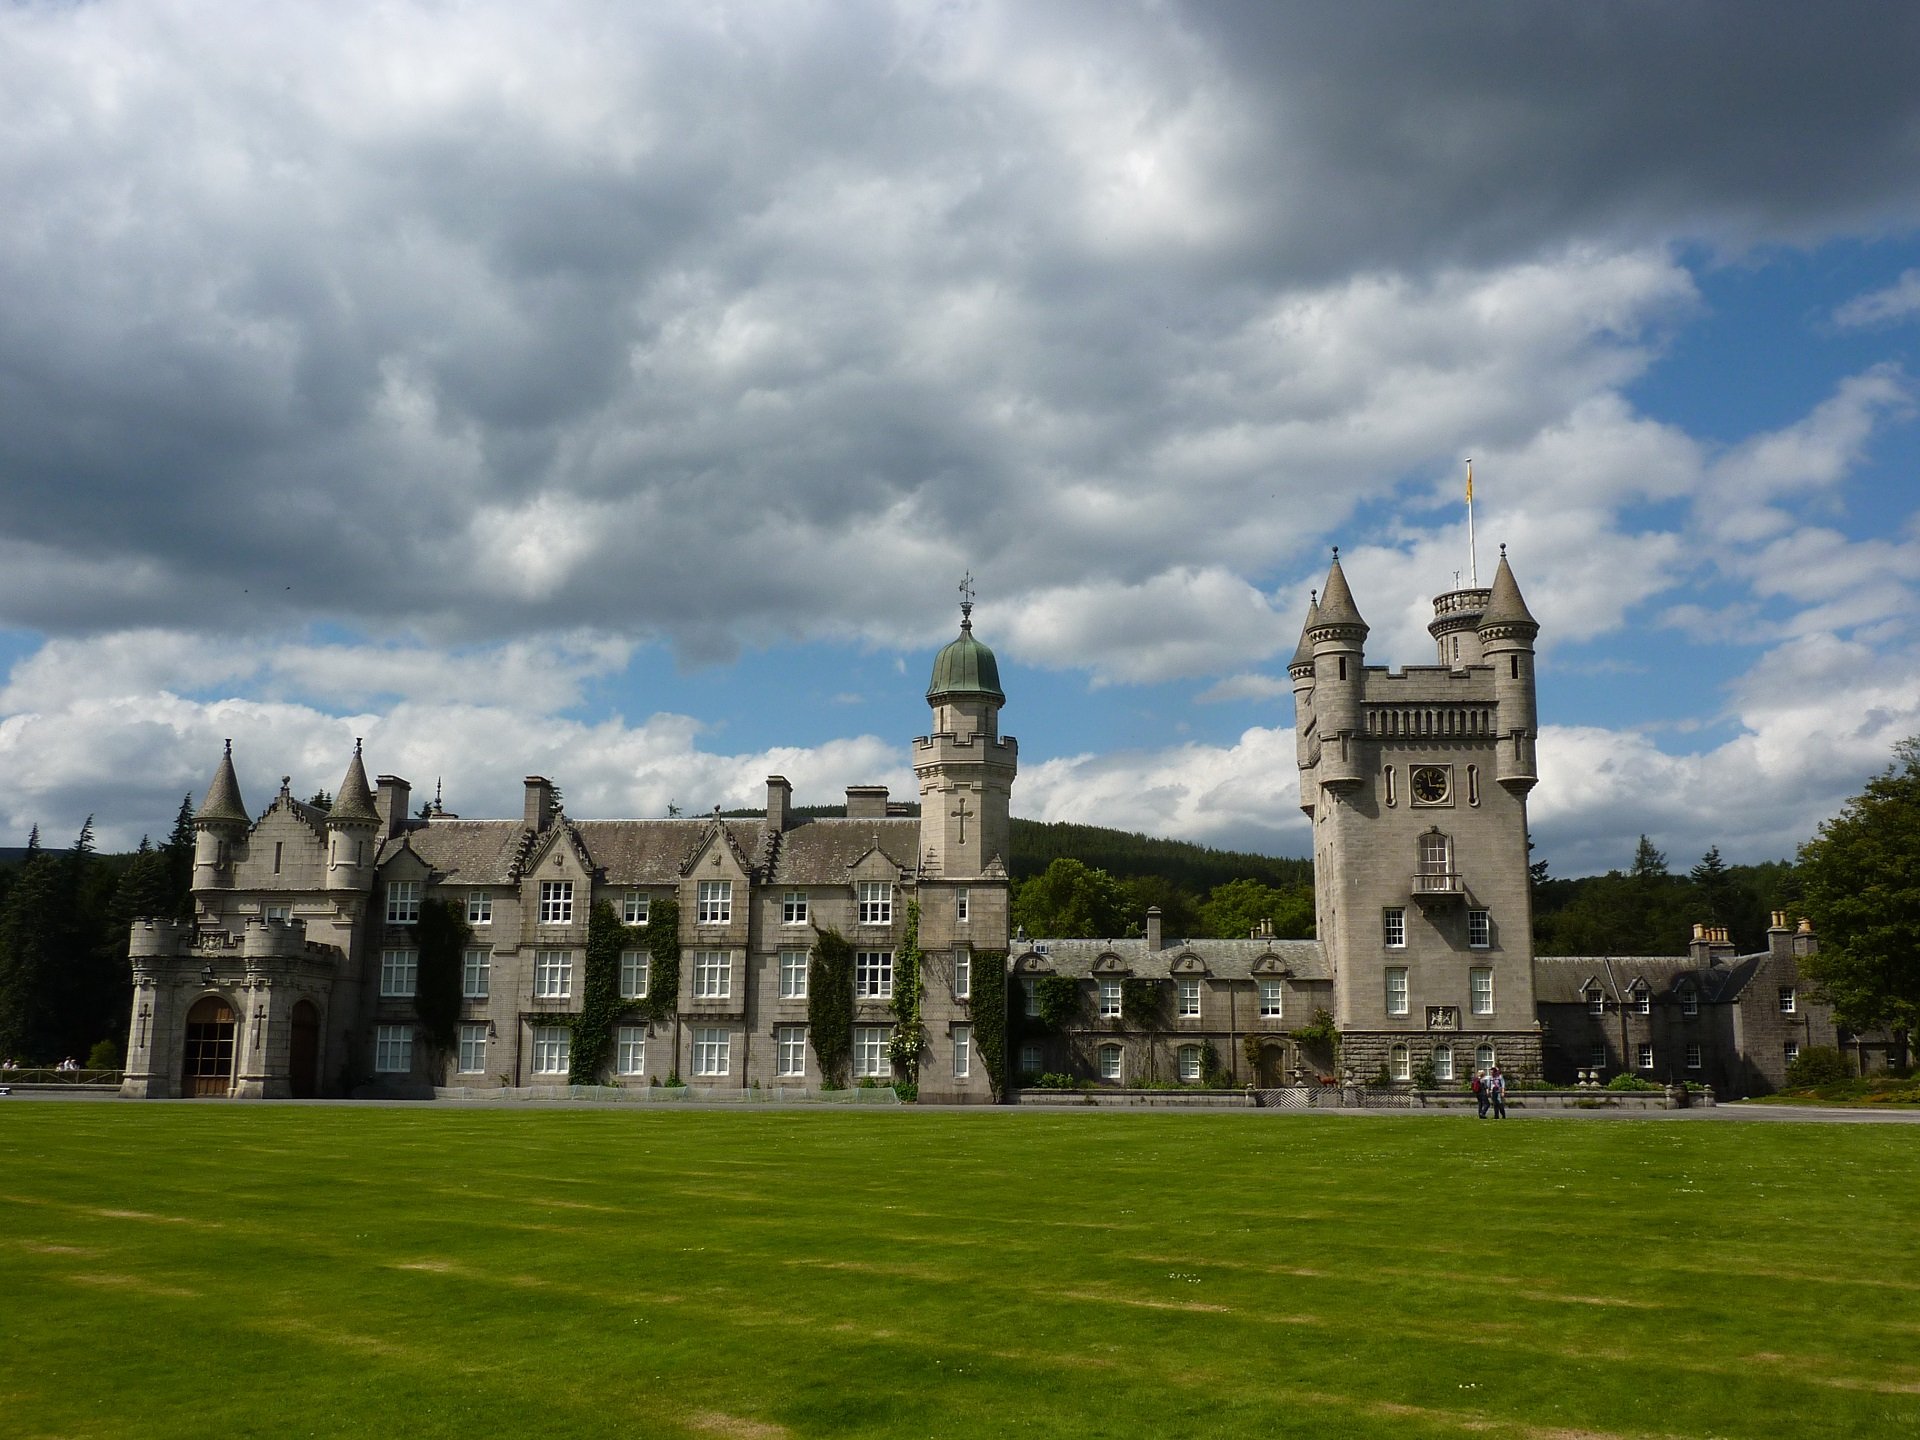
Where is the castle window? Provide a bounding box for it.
[535,950,574,999]
[374,1025,413,1074]
[379,949,417,998]
[951,1025,971,1078]
[1633,987,1651,1016]
[619,950,650,1000]
[1470,967,1493,1016]
[780,949,808,999]
[1467,766,1480,806]
[538,880,573,925]
[955,887,970,923]
[1778,987,1796,1014]
[1384,766,1396,807]
[1386,967,1409,1016]
[1475,1043,1496,1072]
[617,1027,646,1076]
[467,891,492,925]
[855,950,894,999]
[263,904,291,923]
[953,953,971,999]
[1383,907,1406,948]
[1451,636,1460,663]
[1259,979,1284,1018]
[386,881,420,925]
[1637,1044,1654,1071]
[462,948,490,999]
[854,1026,892,1079]
[1468,910,1490,948]
[1433,1045,1453,1082]
[532,1027,570,1075]
[623,891,649,926]
[1589,1043,1607,1068]
[1178,1045,1203,1082]
[1390,1044,1410,1081]
[1587,988,1605,1017]
[858,882,894,925]
[1099,979,1122,1018]
[457,1024,487,1075]
[1681,988,1698,1017]
[777,1026,807,1078]
[693,950,733,1000]
[1023,978,1040,1017]
[1784,1041,1799,1067]
[1685,1043,1702,1070]
[1020,1042,1042,1075]
[1510,655,1520,679]
[1338,657,1347,680]
[696,880,731,924]
[273,841,283,874]
[782,891,808,925]
[1099,1043,1122,1081]
[1178,978,1201,1017]
[693,1027,730,1077]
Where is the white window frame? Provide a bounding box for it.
[1433,1045,1453,1082]
[467,890,492,926]
[951,1025,971,1079]
[857,881,894,926]
[1685,1043,1702,1071]
[456,1024,487,1075]
[1099,1044,1122,1081]
[1779,987,1796,1015]
[262,903,291,923]
[1390,1043,1410,1081]
[538,880,573,926]
[955,887,970,923]
[1587,989,1605,1017]
[856,951,894,1000]
[692,1027,730,1077]
[1681,988,1698,1017]
[1469,967,1493,1017]
[1383,907,1406,948]
[623,891,650,926]
[1637,1043,1654,1071]
[1098,978,1122,1018]
[854,1025,891,1079]
[697,880,732,924]
[462,948,490,1000]
[1178,977,1201,1017]
[779,949,808,999]
[380,948,417,999]
[1467,909,1490,948]
[1177,1045,1203,1083]
[619,950,650,1000]
[1475,1043,1496,1072]
[1259,979,1283,1018]
[781,890,808,925]
[953,953,971,999]
[616,1026,646,1076]
[693,950,732,1000]
[386,880,420,925]
[532,1026,571,1075]
[775,1026,807,1078]
[1784,1041,1799,1066]
[1633,988,1651,1016]
[534,949,574,999]
[1386,967,1409,1017]
[374,1025,413,1073]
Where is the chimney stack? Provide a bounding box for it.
[1793,916,1817,957]
[766,775,791,832]
[524,776,556,832]
[1146,906,1163,952]
[1767,910,1792,959]
[845,785,889,820]
[375,775,411,840]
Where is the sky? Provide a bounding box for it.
[2,1,1919,877]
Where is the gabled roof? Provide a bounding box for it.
[196,742,249,825]
[1011,935,1330,982]
[1533,953,1771,1005]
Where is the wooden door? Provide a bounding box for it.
[288,1001,320,1098]
[182,997,236,1098]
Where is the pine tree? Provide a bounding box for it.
[1689,845,1732,925]
[162,796,195,921]
[1629,835,1668,878]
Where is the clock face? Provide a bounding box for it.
[1411,766,1450,804]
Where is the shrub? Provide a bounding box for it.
[1034,1071,1085,1091]
[1291,1007,1338,1050]
[1785,1045,1851,1088]
[1605,1072,1660,1092]
[86,1039,118,1070]
[1034,974,1081,1031]
[1412,1057,1438,1090]
[1120,977,1162,1030]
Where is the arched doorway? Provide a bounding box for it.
[1256,1040,1289,1087]
[288,1001,320,1098]
[182,997,237,1098]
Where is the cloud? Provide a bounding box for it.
[1834,269,1920,328]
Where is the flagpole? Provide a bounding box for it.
[1466,458,1478,587]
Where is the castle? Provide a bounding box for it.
[121,556,1849,1101]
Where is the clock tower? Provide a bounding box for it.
[1292,548,1543,1083]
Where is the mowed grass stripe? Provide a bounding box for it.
[2,1105,1916,1439]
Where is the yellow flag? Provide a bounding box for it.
[1465,460,1474,503]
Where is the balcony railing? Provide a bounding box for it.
[1411,870,1462,895]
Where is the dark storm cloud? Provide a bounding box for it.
[1,0,1917,654]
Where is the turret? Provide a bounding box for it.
[1476,547,1539,791]
[1288,593,1321,815]
[192,740,249,889]
[915,580,1017,877]
[1429,584,1491,669]
[1309,550,1368,790]
[325,740,380,890]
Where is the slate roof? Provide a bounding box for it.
[1015,935,1331,981]
[768,817,922,884]
[1533,953,1766,1005]
[1478,552,1538,632]
[197,744,249,825]
[330,748,379,823]
[1315,553,1367,633]
[396,820,527,884]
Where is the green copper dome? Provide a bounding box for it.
[927,617,1005,704]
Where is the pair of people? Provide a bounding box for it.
[1472,1066,1507,1119]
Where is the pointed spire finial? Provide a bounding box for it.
[224,738,232,756]
[354,736,363,756]
[1500,542,1507,557]
[958,571,975,629]
[1331,546,1340,561]
[1311,589,1318,606]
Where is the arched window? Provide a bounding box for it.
[1432,1044,1453,1082]
[1099,1044,1123,1082]
[1475,1043,1496,1073]
[1389,1043,1410,1082]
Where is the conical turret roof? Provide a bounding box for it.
[196,740,249,825]
[330,741,379,824]
[1478,549,1538,631]
[1289,594,1322,669]
[1315,551,1368,634]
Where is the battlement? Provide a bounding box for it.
[1357,665,1495,703]
[1431,587,1492,618]
[913,733,1019,757]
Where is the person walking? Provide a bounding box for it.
[1490,1065,1508,1119]
[1473,1069,1489,1119]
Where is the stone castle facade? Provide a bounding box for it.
[123,559,1851,1101]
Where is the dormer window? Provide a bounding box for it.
[1632,986,1651,1016]
[1681,988,1698,1017]
[858,881,894,925]
[386,881,420,925]
[1586,988,1605,1017]
[697,880,731,924]
[538,880,573,925]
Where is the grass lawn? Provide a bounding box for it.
[2,1104,1916,1439]
[1753,1075,1920,1108]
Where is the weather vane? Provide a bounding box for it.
[959,570,975,625]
